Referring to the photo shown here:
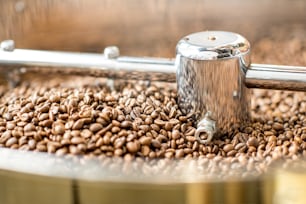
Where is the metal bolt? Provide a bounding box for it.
[104,46,120,59]
[0,40,15,52]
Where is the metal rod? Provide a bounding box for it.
[0,48,176,82]
[1,48,306,91]
[245,64,306,91]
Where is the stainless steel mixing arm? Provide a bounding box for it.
[0,42,176,82]
[246,64,306,91]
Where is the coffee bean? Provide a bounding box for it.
[81,129,92,138]
[24,123,35,132]
[165,151,174,158]
[264,131,274,136]
[53,122,65,135]
[151,139,161,148]
[37,144,47,152]
[4,113,13,121]
[139,136,152,145]
[227,150,237,157]
[40,120,53,127]
[114,138,126,149]
[38,113,49,121]
[185,127,195,136]
[223,144,234,153]
[272,122,284,131]
[18,136,27,146]
[121,121,132,128]
[50,94,61,103]
[154,119,165,126]
[164,122,173,131]
[38,104,49,113]
[72,119,84,130]
[6,122,16,130]
[126,141,140,153]
[175,149,184,158]
[186,136,196,142]
[247,137,259,148]
[141,145,150,156]
[172,130,181,140]
[157,135,168,143]
[5,137,17,147]
[47,143,57,153]
[28,139,36,149]
[114,148,123,156]
[71,137,85,144]
[235,143,246,151]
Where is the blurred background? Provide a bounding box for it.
[0,0,305,58]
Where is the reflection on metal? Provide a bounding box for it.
[0,47,176,82]
[246,64,306,91]
[176,31,251,139]
[0,147,263,204]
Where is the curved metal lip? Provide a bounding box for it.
[176,31,250,61]
[0,147,263,184]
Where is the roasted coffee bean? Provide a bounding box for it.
[126,141,140,153]
[151,139,161,148]
[139,136,152,145]
[247,137,259,148]
[71,137,85,144]
[172,130,181,140]
[272,123,284,131]
[38,104,49,113]
[5,137,17,147]
[6,122,16,130]
[53,122,65,135]
[141,145,150,156]
[121,121,132,128]
[72,119,84,130]
[24,123,35,132]
[28,139,36,150]
[175,149,184,158]
[114,137,126,149]
[223,144,234,153]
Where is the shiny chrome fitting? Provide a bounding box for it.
[0,40,15,52]
[176,31,251,142]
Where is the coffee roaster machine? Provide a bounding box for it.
[0,0,306,203]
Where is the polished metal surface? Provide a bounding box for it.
[176,31,250,60]
[0,47,176,82]
[194,112,217,144]
[176,31,251,143]
[246,64,306,91]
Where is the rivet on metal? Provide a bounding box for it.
[104,46,120,59]
[0,40,15,52]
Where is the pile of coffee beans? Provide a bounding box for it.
[0,77,200,159]
[0,33,305,177]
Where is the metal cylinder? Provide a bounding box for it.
[176,31,251,143]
